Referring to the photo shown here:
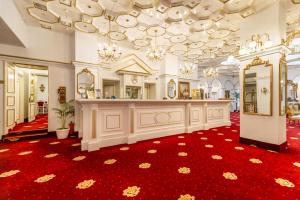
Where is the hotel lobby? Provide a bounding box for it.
[1,0,300,199]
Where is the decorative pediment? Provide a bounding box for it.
[114,54,153,75]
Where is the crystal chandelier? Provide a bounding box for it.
[98,16,122,62]
[221,55,240,66]
[146,30,165,61]
[239,33,273,55]
[179,43,196,77]
[203,67,218,78]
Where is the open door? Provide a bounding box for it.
[4,63,16,133]
[28,73,36,122]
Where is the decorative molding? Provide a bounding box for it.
[114,54,154,75]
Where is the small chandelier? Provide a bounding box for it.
[179,43,196,76]
[221,55,240,66]
[98,16,122,62]
[146,30,165,61]
[239,33,273,55]
[203,67,218,78]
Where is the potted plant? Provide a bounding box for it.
[53,100,75,139]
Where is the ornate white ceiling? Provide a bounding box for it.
[13,0,300,67]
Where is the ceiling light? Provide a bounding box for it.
[221,55,240,66]
[98,16,122,62]
[179,43,197,77]
[239,33,273,55]
[146,30,165,62]
[203,67,218,78]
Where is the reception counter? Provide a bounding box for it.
[77,99,232,151]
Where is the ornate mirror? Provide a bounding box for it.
[77,68,95,95]
[279,54,287,116]
[167,79,176,99]
[243,57,273,116]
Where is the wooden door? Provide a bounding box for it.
[5,63,16,133]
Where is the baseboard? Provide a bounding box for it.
[239,137,287,152]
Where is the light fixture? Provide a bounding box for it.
[146,30,165,61]
[179,43,197,77]
[221,55,240,66]
[285,31,300,52]
[98,15,122,62]
[239,33,273,55]
[203,67,218,78]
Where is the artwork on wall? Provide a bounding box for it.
[39,84,45,92]
[178,81,190,99]
[57,86,66,104]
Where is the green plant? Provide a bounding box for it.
[53,100,75,129]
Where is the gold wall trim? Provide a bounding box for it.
[0,80,4,84]
[0,54,70,65]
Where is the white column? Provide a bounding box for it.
[239,0,289,151]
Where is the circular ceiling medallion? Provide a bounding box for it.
[133,39,150,47]
[206,39,224,48]
[192,19,213,31]
[172,50,186,56]
[166,6,190,22]
[189,41,205,49]
[146,26,166,37]
[116,15,138,28]
[74,22,97,33]
[169,43,187,52]
[170,35,187,43]
[166,22,190,36]
[223,0,254,14]
[125,28,145,40]
[222,44,238,53]
[188,31,209,42]
[47,1,81,22]
[108,31,126,41]
[186,54,200,59]
[76,0,104,17]
[210,29,231,39]
[27,7,59,23]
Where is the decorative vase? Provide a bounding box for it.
[56,128,70,139]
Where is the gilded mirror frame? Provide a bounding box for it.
[243,57,273,116]
[77,68,95,94]
[279,54,287,116]
[167,79,176,99]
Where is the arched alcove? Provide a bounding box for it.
[210,79,222,99]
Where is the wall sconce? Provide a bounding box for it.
[261,87,268,95]
[239,33,273,55]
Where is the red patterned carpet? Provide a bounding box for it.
[1,113,300,200]
[9,114,48,133]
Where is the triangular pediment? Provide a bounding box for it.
[114,54,153,75]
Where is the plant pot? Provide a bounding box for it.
[56,128,70,139]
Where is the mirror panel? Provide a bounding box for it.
[243,57,273,116]
[167,79,176,99]
[279,54,287,116]
[77,68,95,95]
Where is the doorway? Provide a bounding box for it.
[5,63,48,136]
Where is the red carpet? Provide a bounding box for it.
[9,114,48,133]
[1,113,300,200]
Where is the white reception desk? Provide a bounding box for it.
[77,99,232,151]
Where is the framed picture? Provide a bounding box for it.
[178,81,190,99]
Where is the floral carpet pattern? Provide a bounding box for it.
[9,114,48,133]
[1,113,300,199]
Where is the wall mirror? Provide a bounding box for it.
[279,54,287,116]
[167,79,176,99]
[243,57,273,116]
[77,68,95,94]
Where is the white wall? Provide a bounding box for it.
[36,75,48,102]
[0,60,4,137]
[0,0,74,63]
[48,64,74,132]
